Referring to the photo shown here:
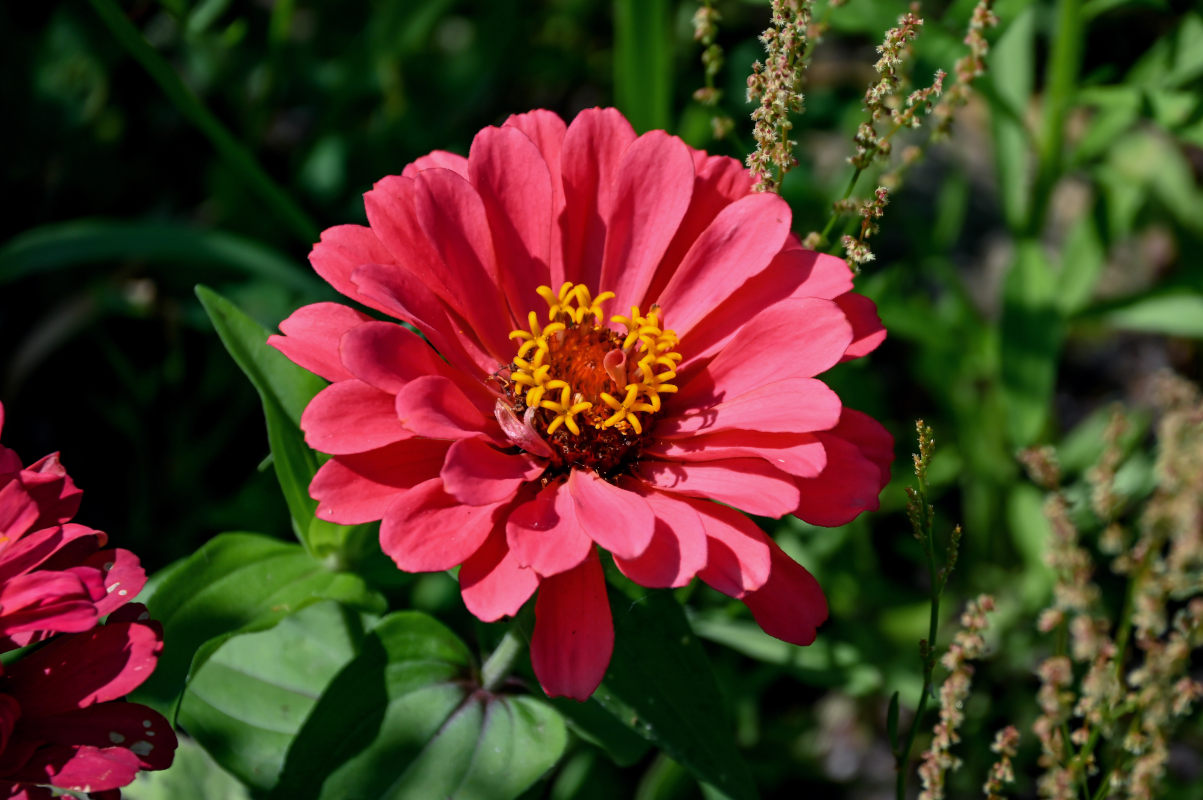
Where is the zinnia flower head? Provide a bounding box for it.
[270,107,892,700]
[0,403,176,798]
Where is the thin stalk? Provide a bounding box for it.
[88,0,320,244]
[1026,0,1082,236]
[895,529,943,800]
[481,607,533,692]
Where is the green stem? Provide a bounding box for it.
[481,608,532,692]
[88,0,320,244]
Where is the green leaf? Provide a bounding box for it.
[197,285,356,555]
[988,6,1036,232]
[595,590,757,800]
[0,219,321,293]
[613,0,672,133]
[134,532,383,714]
[1090,292,1203,338]
[999,241,1063,446]
[273,612,566,800]
[124,736,253,800]
[179,602,365,792]
[1056,213,1105,315]
[552,697,651,767]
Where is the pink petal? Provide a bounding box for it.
[394,375,499,442]
[351,261,496,377]
[363,175,450,299]
[338,321,494,409]
[835,408,894,486]
[643,152,754,302]
[656,192,792,339]
[11,744,141,793]
[307,224,400,316]
[86,548,147,618]
[268,302,371,383]
[675,298,853,406]
[4,621,162,715]
[835,292,887,361]
[689,499,772,597]
[644,431,828,479]
[656,378,843,438]
[793,435,886,526]
[678,245,852,367]
[598,130,695,313]
[441,438,544,506]
[410,168,512,358]
[302,380,409,455]
[402,150,469,178]
[567,469,654,559]
[311,438,450,524]
[742,541,828,646]
[0,524,105,587]
[558,108,636,289]
[459,527,539,622]
[611,484,707,588]
[530,548,612,701]
[468,125,553,316]
[506,480,591,577]
[636,458,800,518]
[379,479,502,572]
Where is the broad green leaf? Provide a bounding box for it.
[273,612,566,800]
[691,614,883,696]
[1056,213,1105,314]
[595,591,757,800]
[0,219,320,293]
[197,285,354,555]
[1105,130,1203,234]
[124,736,252,800]
[134,532,383,713]
[1091,292,1203,338]
[552,697,651,767]
[988,6,1036,232]
[179,602,364,791]
[613,0,672,133]
[1000,241,1063,446]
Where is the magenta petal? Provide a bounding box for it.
[87,548,146,618]
[402,150,469,178]
[656,192,792,338]
[460,527,539,622]
[302,380,408,455]
[612,485,707,588]
[395,375,499,442]
[21,701,177,775]
[468,125,553,315]
[559,108,636,288]
[441,438,543,506]
[379,479,500,572]
[645,431,827,479]
[689,499,772,598]
[599,130,695,313]
[0,571,100,638]
[363,176,449,297]
[268,303,370,383]
[795,409,894,526]
[567,469,654,559]
[4,621,162,715]
[657,378,843,438]
[506,480,591,577]
[311,439,450,524]
[835,292,887,361]
[530,548,612,701]
[636,458,800,518]
[0,479,40,543]
[742,541,828,645]
[338,320,444,394]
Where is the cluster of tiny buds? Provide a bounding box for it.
[746,0,813,191]
[849,9,924,170]
[982,726,1020,800]
[917,594,996,800]
[933,0,999,138]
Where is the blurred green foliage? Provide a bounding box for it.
[2,0,1202,796]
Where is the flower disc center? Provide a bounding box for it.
[499,282,682,476]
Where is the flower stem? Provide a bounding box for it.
[88,0,320,245]
[481,607,532,693]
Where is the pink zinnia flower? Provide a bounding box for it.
[0,404,176,798]
[270,108,892,700]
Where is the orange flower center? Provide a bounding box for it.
[499,282,681,475]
